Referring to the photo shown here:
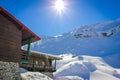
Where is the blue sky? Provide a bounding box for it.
[0,0,120,36]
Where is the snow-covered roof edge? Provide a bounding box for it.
[22,49,62,60]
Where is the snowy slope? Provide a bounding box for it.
[31,19,120,68]
[53,54,120,80]
[20,68,53,80]
[55,76,84,80]
[90,70,120,80]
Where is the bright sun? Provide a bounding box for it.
[54,0,65,14]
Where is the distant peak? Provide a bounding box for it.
[54,34,63,38]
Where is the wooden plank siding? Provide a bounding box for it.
[20,50,61,72]
[0,13,21,62]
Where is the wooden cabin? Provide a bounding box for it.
[20,50,61,72]
[0,6,41,79]
[0,6,40,63]
[0,6,61,74]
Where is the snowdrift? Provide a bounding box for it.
[54,54,120,80]
[20,68,53,80]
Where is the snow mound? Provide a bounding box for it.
[56,54,78,69]
[56,76,84,80]
[90,70,120,80]
[54,61,96,79]
[20,68,52,80]
[54,54,120,80]
[20,68,28,73]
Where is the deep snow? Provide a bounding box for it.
[20,68,53,80]
[53,54,120,80]
[20,54,120,80]
[90,70,120,80]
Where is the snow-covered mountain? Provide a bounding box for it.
[53,54,120,80]
[31,19,120,68]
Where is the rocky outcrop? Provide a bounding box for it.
[0,61,21,80]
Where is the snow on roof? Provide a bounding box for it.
[22,50,62,60]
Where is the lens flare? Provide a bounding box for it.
[54,0,65,14]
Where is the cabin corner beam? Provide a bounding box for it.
[27,37,34,62]
[54,59,57,70]
[21,37,34,63]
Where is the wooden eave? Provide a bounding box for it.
[0,6,41,45]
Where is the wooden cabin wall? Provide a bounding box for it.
[30,57,45,65]
[29,56,51,66]
[30,57,34,63]
[45,59,50,66]
[0,14,21,62]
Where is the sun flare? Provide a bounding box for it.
[54,0,65,14]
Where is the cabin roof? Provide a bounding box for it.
[22,50,62,60]
[0,6,40,45]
